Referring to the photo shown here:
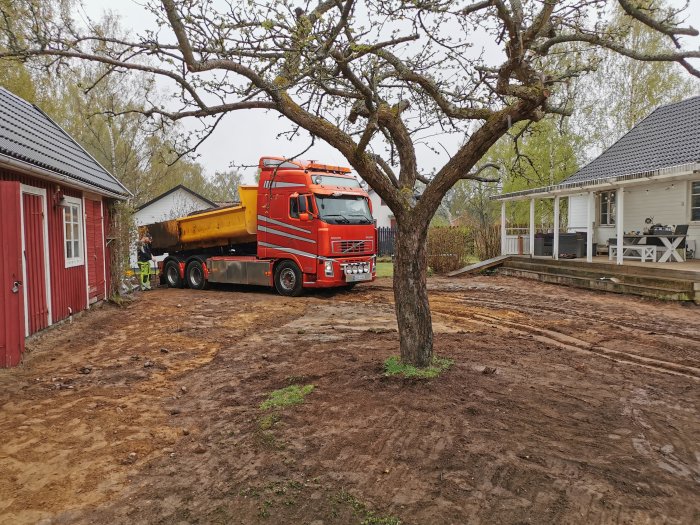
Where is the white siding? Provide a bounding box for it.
[368,190,394,228]
[133,188,213,226]
[566,180,699,259]
[567,194,589,231]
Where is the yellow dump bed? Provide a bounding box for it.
[147,186,258,252]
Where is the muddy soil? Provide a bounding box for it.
[0,276,698,524]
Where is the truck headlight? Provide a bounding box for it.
[345,265,352,275]
[363,263,370,273]
[352,266,358,274]
[324,260,334,277]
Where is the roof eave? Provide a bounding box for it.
[135,184,218,211]
[0,153,131,200]
[491,162,700,201]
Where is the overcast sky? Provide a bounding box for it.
[77,0,700,184]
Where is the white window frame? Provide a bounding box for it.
[690,180,700,223]
[599,190,616,226]
[63,195,85,268]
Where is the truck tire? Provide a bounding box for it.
[164,260,183,288]
[274,260,303,297]
[186,260,209,290]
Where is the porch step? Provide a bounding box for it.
[503,259,696,291]
[498,258,699,303]
[507,257,700,280]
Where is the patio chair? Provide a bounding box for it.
[672,224,689,261]
[674,224,689,250]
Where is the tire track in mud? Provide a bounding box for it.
[435,291,700,342]
[352,283,700,378]
[430,305,700,380]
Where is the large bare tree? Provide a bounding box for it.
[3,0,698,366]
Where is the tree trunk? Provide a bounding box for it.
[393,220,433,367]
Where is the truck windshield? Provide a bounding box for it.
[314,195,373,225]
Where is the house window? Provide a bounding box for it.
[63,197,84,268]
[599,191,616,225]
[692,181,700,221]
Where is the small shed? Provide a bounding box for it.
[0,87,130,368]
[130,185,218,269]
[133,185,218,227]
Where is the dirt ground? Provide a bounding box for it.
[1,275,699,525]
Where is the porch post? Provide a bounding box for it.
[586,191,594,263]
[616,187,624,265]
[529,198,535,257]
[553,195,560,260]
[500,200,507,256]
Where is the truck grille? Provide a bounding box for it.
[332,240,373,254]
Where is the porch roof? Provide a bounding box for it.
[493,95,700,202]
[492,161,700,201]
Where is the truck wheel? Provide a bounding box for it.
[164,260,183,288]
[186,260,209,290]
[274,261,303,297]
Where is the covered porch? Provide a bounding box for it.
[495,162,700,266]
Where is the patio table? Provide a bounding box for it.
[623,234,687,262]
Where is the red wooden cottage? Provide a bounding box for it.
[0,87,131,368]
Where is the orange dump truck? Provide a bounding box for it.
[144,157,377,296]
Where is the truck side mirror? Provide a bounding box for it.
[298,195,308,213]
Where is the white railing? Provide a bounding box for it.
[503,235,531,255]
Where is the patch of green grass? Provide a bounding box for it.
[383,355,454,379]
[258,413,280,430]
[332,490,402,525]
[375,261,394,278]
[260,384,315,410]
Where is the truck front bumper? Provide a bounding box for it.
[304,256,376,288]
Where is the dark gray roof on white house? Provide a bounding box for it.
[136,184,218,211]
[562,95,700,185]
[0,87,130,197]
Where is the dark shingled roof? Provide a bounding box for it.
[562,95,700,185]
[136,184,218,211]
[0,87,130,196]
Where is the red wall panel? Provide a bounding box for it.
[85,198,106,301]
[0,181,25,367]
[103,203,112,297]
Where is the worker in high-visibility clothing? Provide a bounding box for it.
[137,233,154,291]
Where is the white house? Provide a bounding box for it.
[368,188,395,228]
[131,185,217,268]
[495,96,700,263]
[134,185,217,227]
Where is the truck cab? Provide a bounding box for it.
[256,157,376,291]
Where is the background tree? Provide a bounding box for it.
[2,0,699,367]
[200,170,242,203]
[572,0,700,158]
